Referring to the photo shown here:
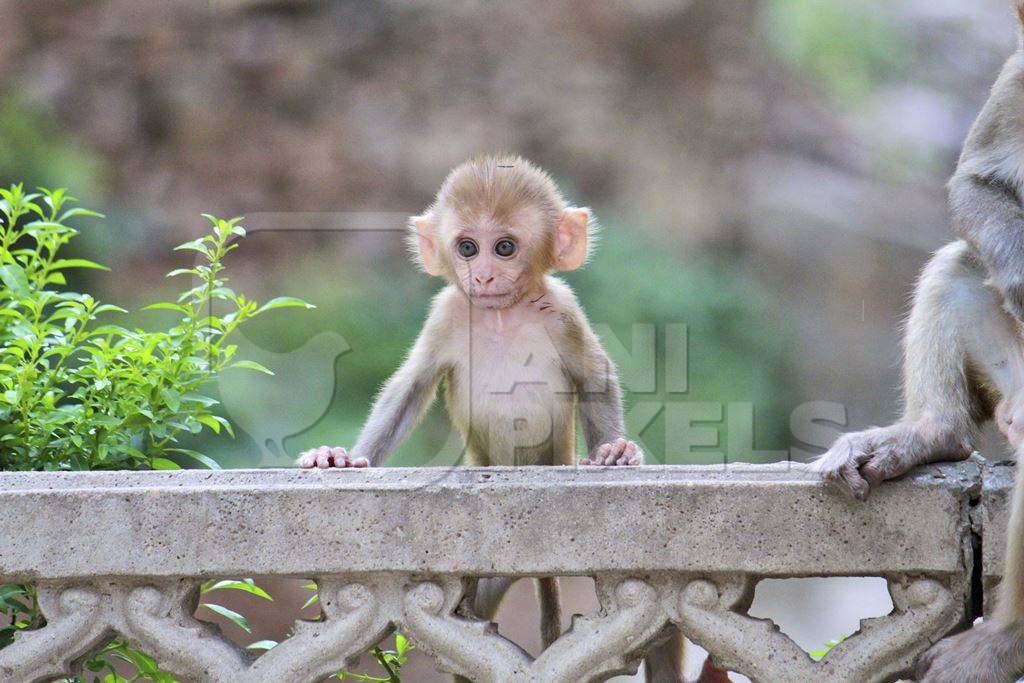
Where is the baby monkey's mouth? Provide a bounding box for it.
[467,288,520,308]
[464,273,528,308]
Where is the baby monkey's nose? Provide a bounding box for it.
[474,275,495,285]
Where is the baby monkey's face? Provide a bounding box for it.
[443,210,550,309]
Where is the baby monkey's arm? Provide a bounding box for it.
[297,305,448,468]
[563,309,642,466]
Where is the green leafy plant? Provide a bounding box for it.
[0,569,180,682]
[0,183,313,471]
[292,582,411,682]
[0,184,313,681]
[78,641,178,683]
[0,185,408,682]
[246,631,413,682]
[245,630,412,683]
[809,633,846,661]
[198,578,275,636]
[336,633,413,682]
[2,579,281,682]
[0,584,41,649]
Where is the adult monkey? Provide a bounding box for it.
[814,4,1024,680]
[299,156,727,682]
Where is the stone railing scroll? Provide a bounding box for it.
[0,459,1004,682]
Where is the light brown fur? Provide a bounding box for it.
[297,156,694,678]
[299,155,633,469]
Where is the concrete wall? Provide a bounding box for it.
[0,459,1005,682]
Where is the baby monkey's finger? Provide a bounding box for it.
[313,446,333,468]
[329,447,349,467]
[617,441,638,465]
[296,449,317,469]
[603,439,627,465]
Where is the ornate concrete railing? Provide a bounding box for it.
[0,459,1008,682]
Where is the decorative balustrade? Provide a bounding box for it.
[0,458,1007,682]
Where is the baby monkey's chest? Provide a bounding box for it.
[448,327,575,406]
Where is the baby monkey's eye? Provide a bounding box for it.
[494,238,517,257]
[457,239,479,258]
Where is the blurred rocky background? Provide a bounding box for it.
[1,0,1017,679]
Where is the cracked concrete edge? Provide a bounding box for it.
[980,458,1016,614]
[0,461,983,582]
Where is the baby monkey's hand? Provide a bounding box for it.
[297,446,370,469]
[580,438,643,466]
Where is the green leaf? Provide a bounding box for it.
[195,414,233,437]
[255,296,316,315]
[0,584,27,600]
[809,634,846,661]
[50,259,110,271]
[193,413,234,436]
[202,579,273,601]
[112,644,160,676]
[165,268,197,278]
[173,238,210,254]
[395,632,411,657]
[201,603,251,633]
[22,220,67,231]
[0,584,29,611]
[181,392,219,407]
[197,414,221,434]
[228,360,274,375]
[58,207,105,221]
[160,388,181,412]
[88,324,130,337]
[0,265,30,297]
[166,448,222,469]
[142,302,189,313]
[151,458,181,470]
[246,640,278,651]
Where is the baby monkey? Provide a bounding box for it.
[298,155,642,470]
[300,154,651,661]
[301,155,715,681]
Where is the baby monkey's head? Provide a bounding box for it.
[409,155,592,309]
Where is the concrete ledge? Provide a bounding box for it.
[0,461,980,581]
[981,461,1015,609]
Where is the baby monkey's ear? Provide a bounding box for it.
[555,207,590,271]
[409,213,443,276]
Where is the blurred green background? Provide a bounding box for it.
[0,0,1015,468]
